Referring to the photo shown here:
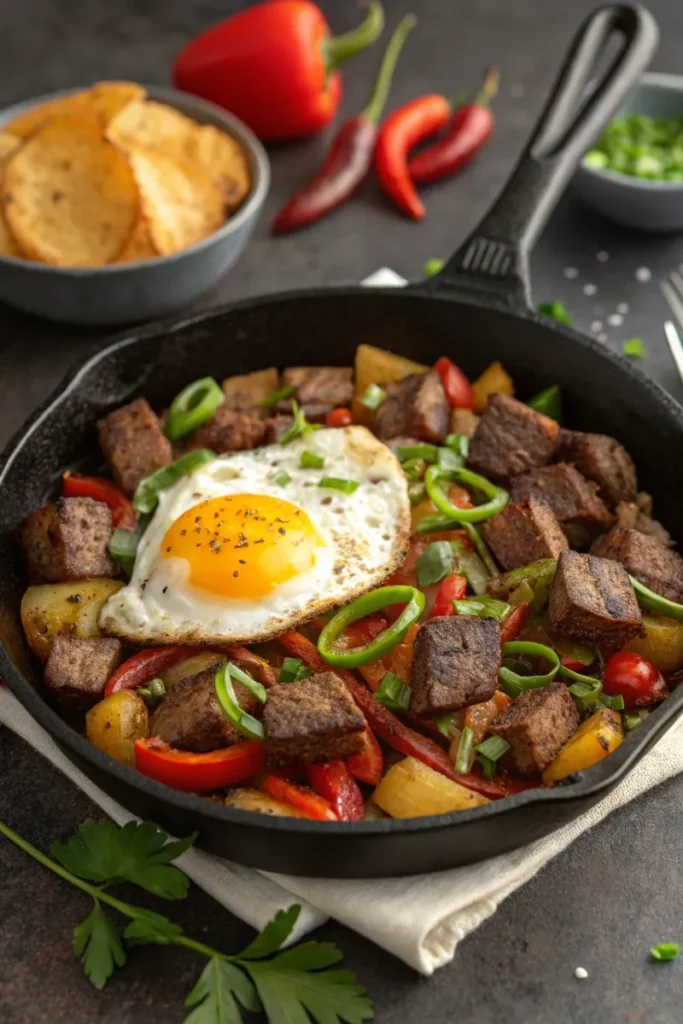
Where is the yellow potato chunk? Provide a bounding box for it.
[471,361,515,413]
[542,707,623,784]
[86,690,149,767]
[373,756,490,819]
[352,344,428,424]
[20,578,124,662]
[626,614,683,674]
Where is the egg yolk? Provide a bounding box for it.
[162,494,322,599]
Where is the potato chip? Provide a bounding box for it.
[0,132,20,162]
[0,209,21,257]
[116,216,158,262]
[2,117,139,267]
[127,146,225,255]
[5,82,145,138]
[186,123,250,212]
[88,82,147,126]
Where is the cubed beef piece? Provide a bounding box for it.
[467,394,560,484]
[450,408,480,437]
[150,664,260,752]
[510,463,614,549]
[222,367,279,415]
[372,370,449,444]
[19,497,117,583]
[615,500,673,548]
[98,398,172,496]
[263,672,365,768]
[410,616,501,717]
[274,400,331,424]
[264,414,294,444]
[556,429,637,506]
[282,366,354,411]
[481,496,568,571]
[44,635,122,708]
[591,527,683,603]
[183,406,267,453]
[490,680,579,774]
[549,549,642,647]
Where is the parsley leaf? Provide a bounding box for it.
[185,958,260,1023]
[537,300,572,325]
[124,908,184,946]
[238,904,300,960]
[247,958,374,1024]
[50,819,195,899]
[73,902,126,990]
[623,337,646,359]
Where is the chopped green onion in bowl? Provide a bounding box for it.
[584,113,683,181]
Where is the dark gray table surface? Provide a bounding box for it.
[2,1,683,1021]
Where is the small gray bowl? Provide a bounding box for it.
[0,85,270,325]
[573,71,683,232]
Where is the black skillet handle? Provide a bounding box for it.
[421,5,658,308]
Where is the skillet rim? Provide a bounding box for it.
[2,280,683,842]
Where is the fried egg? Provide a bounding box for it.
[99,426,410,646]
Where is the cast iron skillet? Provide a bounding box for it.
[0,5,677,878]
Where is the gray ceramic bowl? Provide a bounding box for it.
[0,85,270,325]
[573,71,683,232]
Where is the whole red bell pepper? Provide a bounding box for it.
[173,1,384,142]
[135,738,264,792]
[345,726,383,785]
[261,776,337,820]
[433,357,475,410]
[430,574,468,618]
[307,760,365,820]
[104,647,194,698]
[62,471,136,529]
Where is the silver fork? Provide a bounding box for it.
[660,270,683,382]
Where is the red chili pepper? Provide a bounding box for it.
[135,738,264,792]
[225,646,279,688]
[408,68,499,185]
[104,647,194,698]
[62,471,136,529]
[261,775,338,821]
[433,356,474,410]
[602,651,668,709]
[430,574,468,618]
[374,93,450,219]
[306,760,365,820]
[173,2,384,142]
[325,407,354,428]
[271,15,416,233]
[345,725,383,785]
[500,602,530,645]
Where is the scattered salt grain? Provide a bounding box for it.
[574,967,589,980]
[510,83,524,99]
[635,266,652,282]
[596,251,609,262]
[607,313,624,327]
[582,283,597,296]
[616,302,629,314]
[590,320,603,333]
[563,266,579,279]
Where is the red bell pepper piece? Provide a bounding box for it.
[500,602,530,644]
[261,775,337,821]
[325,407,353,428]
[560,656,589,673]
[173,1,384,142]
[430,574,468,618]
[226,646,279,688]
[135,738,264,792]
[433,356,475,410]
[62,471,136,529]
[346,726,383,785]
[104,647,194,698]
[306,760,365,820]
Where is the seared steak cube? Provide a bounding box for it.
[98,398,172,496]
[19,497,117,583]
[615,499,673,548]
[591,527,683,603]
[150,664,260,752]
[44,635,122,708]
[556,429,637,506]
[372,370,449,444]
[182,406,267,453]
[510,463,613,548]
[264,414,294,444]
[450,407,480,437]
[467,394,560,484]
[263,672,365,767]
[481,496,568,571]
[410,616,501,717]
[222,367,279,415]
[549,549,642,647]
[490,680,579,774]
[282,367,354,411]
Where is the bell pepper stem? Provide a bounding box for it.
[362,14,417,124]
[324,2,385,75]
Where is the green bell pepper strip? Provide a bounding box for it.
[214,663,267,742]
[414,513,460,533]
[528,385,562,422]
[463,522,498,577]
[499,641,560,697]
[424,465,508,523]
[164,377,224,441]
[108,515,150,578]
[630,576,683,621]
[318,586,426,667]
[374,672,412,712]
[133,450,216,514]
[451,539,489,596]
[453,597,510,620]
[488,559,557,612]
[444,433,469,460]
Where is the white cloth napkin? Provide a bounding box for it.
[3,266,683,975]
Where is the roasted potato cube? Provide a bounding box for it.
[542,707,623,784]
[471,361,514,414]
[20,578,124,662]
[373,756,490,818]
[86,690,149,767]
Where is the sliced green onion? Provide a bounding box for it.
[463,522,498,577]
[444,433,469,459]
[279,400,322,445]
[453,597,510,620]
[300,450,325,469]
[108,517,148,578]
[164,377,224,441]
[623,337,646,359]
[451,539,490,596]
[374,672,412,712]
[624,709,650,731]
[402,457,426,483]
[437,446,464,472]
[275,471,291,487]
[564,677,602,715]
[318,585,425,667]
[133,450,216,514]
[360,383,386,410]
[279,657,313,683]
[259,384,294,409]
[630,577,683,621]
[318,477,359,494]
[528,384,562,422]
[424,258,444,277]
[499,641,560,697]
[425,464,508,523]
[396,444,439,463]
[600,692,625,711]
[475,735,510,780]
[537,300,572,325]
[409,486,426,506]
[650,943,679,962]
[436,713,456,739]
[214,663,266,741]
[454,726,475,774]
[416,540,454,587]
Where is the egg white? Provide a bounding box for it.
[99,426,410,646]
